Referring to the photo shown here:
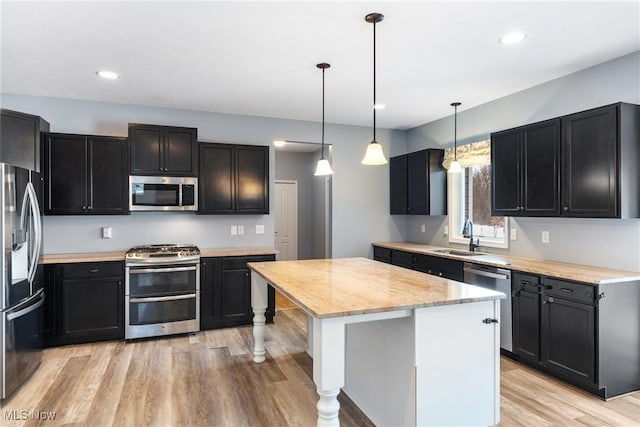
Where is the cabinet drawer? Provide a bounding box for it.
[391,250,414,268]
[373,246,392,262]
[513,272,541,293]
[61,261,123,279]
[222,255,275,271]
[543,278,595,304]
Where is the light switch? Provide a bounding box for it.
[420,224,426,233]
[238,225,244,235]
[256,225,265,234]
[444,225,449,236]
[101,227,112,239]
[510,228,517,241]
[231,225,238,236]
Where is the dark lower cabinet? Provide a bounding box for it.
[44,261,124,346]
[200,255,275,330]
[510,271,640,399]
[374,246,464,282]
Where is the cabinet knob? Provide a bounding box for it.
[482,318,499,324]
[88,268,99,273]
[563,206,569,212]
[82,205,86,210]
[438,272,443,277]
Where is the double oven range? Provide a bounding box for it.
[125,244,200,339]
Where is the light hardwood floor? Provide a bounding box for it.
[2,309,639,426]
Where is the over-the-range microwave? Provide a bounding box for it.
[129,176,197,211]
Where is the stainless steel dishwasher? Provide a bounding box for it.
[463,262,512,352]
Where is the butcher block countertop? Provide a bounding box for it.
[248,257,504,319]
[40,247,277,264]
[373,242,640,285]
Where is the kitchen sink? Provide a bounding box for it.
[432,249,479,257]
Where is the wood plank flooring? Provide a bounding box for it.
[2,308,639,426]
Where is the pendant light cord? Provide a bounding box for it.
[372,19,377,143]
[454,104,457,161]
[322,66,326,159]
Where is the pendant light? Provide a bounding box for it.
[448,102,463,174]
[314,63,334,176]
[361,12,388,166]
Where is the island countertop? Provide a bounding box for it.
[248,257,504,319]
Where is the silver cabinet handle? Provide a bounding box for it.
[129,266,197,274]
[129,293,196,303]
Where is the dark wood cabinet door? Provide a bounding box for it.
[407,150,429,214]
[491,129,521,216]
[236,145,269,213]
[541,296,595,386]
[199,258,221,330]
[390,155,408,214]
[512,289,540,363]
[45,134,86,214]
[129,126,164,175]
[0,109,42,171]
[60,276,124,344]
[199,144,235,213]
[165,128,198,175]
[523,120,561,215]
[562,105,618,217]
[221,269,253,324]
[88,136,128,214]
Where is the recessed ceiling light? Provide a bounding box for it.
[500,32,526,45]
[273,140,286,147]
[96,70,119,79]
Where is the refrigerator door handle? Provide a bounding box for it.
[6,288,45,321]
[24,182,41,285]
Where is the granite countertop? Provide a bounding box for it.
[248,257,504,319]
[373,242,640,285]
[40,247,277,264]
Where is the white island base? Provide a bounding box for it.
[251,270,501,426]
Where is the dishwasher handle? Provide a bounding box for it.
[463,266,510,281]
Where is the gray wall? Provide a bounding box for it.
[405,52,640,271]
[0,93,407,256]
[274,149,316,260]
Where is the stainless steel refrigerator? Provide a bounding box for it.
[0,164,44,399]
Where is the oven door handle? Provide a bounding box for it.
[128,266,198,274]
[129,293,197,303]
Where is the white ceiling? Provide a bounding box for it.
[1,1,638,130]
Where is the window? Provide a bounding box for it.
[446,143,508,248]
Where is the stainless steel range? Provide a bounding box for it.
[125,244,200,339]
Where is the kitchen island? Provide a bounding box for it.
[248,257,505,426]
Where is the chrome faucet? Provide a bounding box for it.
[462,219,480,252]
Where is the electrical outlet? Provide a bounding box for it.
[256,225,265,234]
[541,230,550,243]
[444,225,449,236]
[238,225,244,235]
[510,228,517,241]
[420,224,426,233]
[101,226,112,239]
[231,225,238,236]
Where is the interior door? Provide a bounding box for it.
[274,181,298,261]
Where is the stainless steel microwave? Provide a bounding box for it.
[129,176,198,211]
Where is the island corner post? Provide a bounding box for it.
[249,258,503,427]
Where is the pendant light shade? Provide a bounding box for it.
[448,101,462,174]
[315,62,334,176]
[361,12,388,166]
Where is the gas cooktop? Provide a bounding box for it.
[125,243,200,264]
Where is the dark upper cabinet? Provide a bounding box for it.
[491,102,639,218]
[491,119,561,216]
[200,255,275,330]
[0,109,49,172]
[390,149,446,215]
[45,133,128,215]
[128,124,197,176]
[199,143,269,214]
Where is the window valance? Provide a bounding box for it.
[442,139,491,169]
